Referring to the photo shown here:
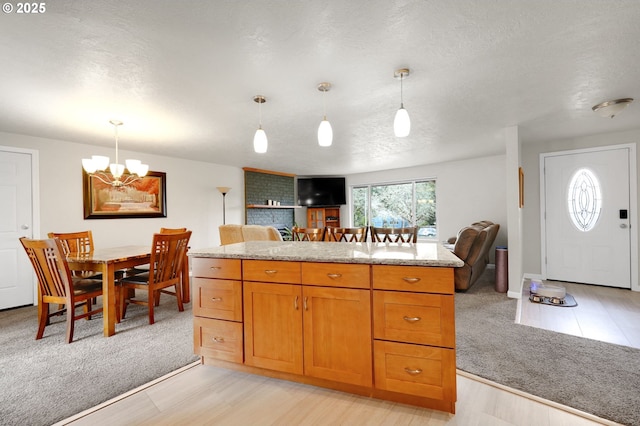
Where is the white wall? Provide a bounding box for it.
[521,129,640,275]
[345,154,508,257]
[0,131,244,249]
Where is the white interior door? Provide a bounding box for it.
[0,150,35,309]
[544,147,631,288]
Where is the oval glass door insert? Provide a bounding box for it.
[567,168,602,232]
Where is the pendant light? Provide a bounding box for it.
[393,68,411,137]
[317,82,333,147]
[253,95,268,153]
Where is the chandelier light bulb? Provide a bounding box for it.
[109,163,125,178]
[82,158,97,173]
[92,155,109,171]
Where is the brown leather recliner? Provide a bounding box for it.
[452,221,500,291]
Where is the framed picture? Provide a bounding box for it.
[518,167,524,208]
[83,170,167,219]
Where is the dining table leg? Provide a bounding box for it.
[181,253,190,303]
[102,263,117,337]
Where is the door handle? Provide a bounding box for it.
[21,224,30,230]
[620,224,628,229]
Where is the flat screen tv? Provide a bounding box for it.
[297,177,346,206]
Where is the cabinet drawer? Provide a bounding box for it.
[192,258,242,280]
[374,340,456,401]
[193,278,242,321]
[301,262,370,288]
[243,260,301,283]
[372,265,454,294]
[193,317,243,363]
[373,291,455,348]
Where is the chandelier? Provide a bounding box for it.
[82,120,149,187]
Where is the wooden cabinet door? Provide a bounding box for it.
[302,286,372,387]
[243,282,303,374]
[307,208,325,228]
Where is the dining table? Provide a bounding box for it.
[66,245,191,337]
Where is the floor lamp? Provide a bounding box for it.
[216,187,231,224]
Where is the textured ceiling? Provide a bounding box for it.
[1,0,640,175]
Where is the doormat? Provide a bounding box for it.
[529,293,578,307]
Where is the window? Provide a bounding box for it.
[352,179,436,239]
[567,168,602,232]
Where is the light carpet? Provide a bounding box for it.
[0,296,198,426]
[456,270,640,426]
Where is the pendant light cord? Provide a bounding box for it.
[323,88,327,120]
[400,72,404,108]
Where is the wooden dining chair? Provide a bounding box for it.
[127,227,188,274]
[159,227,187,234]
[370,226,418,243]
[119,230,192,325]
[20,237,104,343]
[47,230,98,279]
[326,227,367,242]
[291,226,326,241]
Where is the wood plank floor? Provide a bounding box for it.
[57,362,617,426]
[517,279,640,349]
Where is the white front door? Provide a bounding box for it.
[0,149,35,309]
[543,147,631,288]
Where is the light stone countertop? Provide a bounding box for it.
[189,241,463,267]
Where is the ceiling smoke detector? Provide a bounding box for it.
[592,98,634,118]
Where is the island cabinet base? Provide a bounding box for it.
[191,254,457,415]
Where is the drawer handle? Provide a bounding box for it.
[403,316,421,323]
[404,367,422,376]
[211,297,222,302]
[209,266,222,270]
[264,269,278,275]
[402,277,421,284]
[327,273,342,279]
[212,337,225,343]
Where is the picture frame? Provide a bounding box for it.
[83,170,167,219]
[518,167,524,208]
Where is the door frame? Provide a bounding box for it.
[0,145,41,304]
[539,143,638,292]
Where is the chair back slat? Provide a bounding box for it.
[370,226,418,243]
[20,238,73,300]
[291,227,325,241]
[326,227,367,242]
[48,231,98,278]
[149,231,192,285]
[47,231,94,255]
